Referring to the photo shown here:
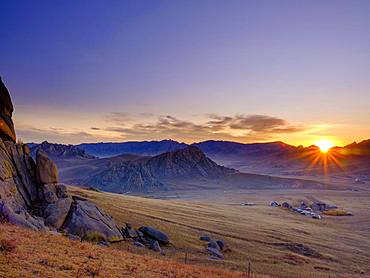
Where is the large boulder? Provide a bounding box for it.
[62,198,123,241]
[6,142,39,202]
[36,149,59,184]
[44,196,73,229]
[0,77,16,142]
[138,226,170,245]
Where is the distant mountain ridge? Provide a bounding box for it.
[29,139,370,185]
[194,140,370,180]
[30,141,96,160]
[78,140,187,158]
[31,139,369,161]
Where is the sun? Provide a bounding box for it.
[315,139,334,153]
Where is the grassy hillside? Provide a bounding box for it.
[68,187,370,278]
[0,223,255,278]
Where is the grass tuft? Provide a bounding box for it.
[83,232,106,243]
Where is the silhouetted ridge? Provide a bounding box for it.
[30,141,96,159]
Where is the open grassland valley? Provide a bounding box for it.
[64,187,370,278]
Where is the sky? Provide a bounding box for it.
[1,0,369,146]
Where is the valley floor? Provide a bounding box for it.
[68,187,370,278]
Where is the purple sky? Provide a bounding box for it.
[1,0,369,145]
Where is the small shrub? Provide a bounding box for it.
[0,239,15,252]
[322,209,348,216]
[108,235,121,243]
[83,232,106,243]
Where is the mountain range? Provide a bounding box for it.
[32,139,370,180]
[27,141,334,194]
[78,140,187,157]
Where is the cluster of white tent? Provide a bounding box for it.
[270,201,322,219]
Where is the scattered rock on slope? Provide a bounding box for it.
[139,226,170,245]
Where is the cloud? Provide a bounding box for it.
[105,112,135,125]
[105,112,156,126]
[206,114,303,133]
[16,126,110,144]
[104,113,305,143]
[16,113,306,144]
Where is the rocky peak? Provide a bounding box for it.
[30,141,96,160]
[147,146,236,179]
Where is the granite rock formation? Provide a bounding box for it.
[0,77,16,142]
[0,77,122,241]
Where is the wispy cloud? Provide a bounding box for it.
[16,126,112,144]
[102,113,305,143]
[205,114,304,133]
[17,113,306,144]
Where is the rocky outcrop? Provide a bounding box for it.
[0,78,122,241]
[0,77,16,142]
[36,149,59,184]
[138,226,170,244]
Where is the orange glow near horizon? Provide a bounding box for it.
[292,144,346,179]
[314,139,334,153]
